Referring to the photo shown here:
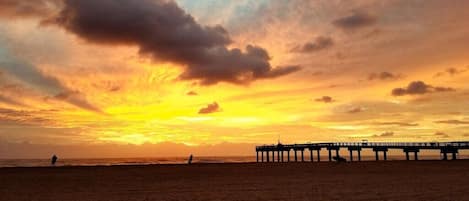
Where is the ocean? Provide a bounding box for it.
[0,156,256,167]
[1,153,468,167]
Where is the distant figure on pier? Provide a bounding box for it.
[333,156,346,162]
[188,154,193,164]
[51,154,58,166]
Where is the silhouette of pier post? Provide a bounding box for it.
[347,147,362,161]
[307,147,321,162]
[292,147,305,162]
[327,146,340,161]
[300,148,305,162]
[372,147,388,161]
[317,149,321,162]
[281,150,284,162]
[441,146,458,160]
[294,149,298,162]
[403,148,419,160]
[277,150,280,162]
[309,149,313,162]
[287,149,291,162]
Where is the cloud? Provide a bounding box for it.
[0,107,52,126]
[314,96,334,103]
[332,11,377,31]
[0,47,64,95]
[186,91,198,96]
[198,102,220,114]
[368,72,401,81]
[0,45,103,113]
[373,131,394,138]
[372,121,419,127]
[347,107,362,114]
[311,71,324,76]
[291,36,334,53]
[391,81,454,96]
[53,91,104,114]
[48,0,300,85]
[434,67,468,77]
[434,120,469,125]
[434,131,449,138]
[0,94,27,107]
[0,0,61,18]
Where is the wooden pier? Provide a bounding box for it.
[255,141,469,162]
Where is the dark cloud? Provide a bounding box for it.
[434,67,468,77]
[372,121,419,127]
[368,72,401,81]
[391,81,454,96]
[49,0,300,85]
[434,120,469,125]
[186,91,198,96]
[198,102,220,114]
[314,96,334,103]
[332,11,377,31]
[0,0,60,18]
[291,36,334,53]
[347,107,362,114]
[373,131,394,138]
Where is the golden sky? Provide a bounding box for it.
[1,0,469,157]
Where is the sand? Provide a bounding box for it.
[1,160,469,201]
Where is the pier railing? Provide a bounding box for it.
[256,141,469,150]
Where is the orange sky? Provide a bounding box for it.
[1,0,469,158]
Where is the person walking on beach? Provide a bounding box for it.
[188,154,193,164]
[51,154,58,166]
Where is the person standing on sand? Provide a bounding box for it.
[188,154,193,164]
[51,154,58,166]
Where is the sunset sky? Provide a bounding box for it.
[1,0,469,158]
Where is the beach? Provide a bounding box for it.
[1,160,469,201]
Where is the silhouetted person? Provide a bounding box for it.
[51,154,58,166]
[188,154,193,164]
[332,156,346,162]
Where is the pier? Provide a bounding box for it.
[255,141,469,162]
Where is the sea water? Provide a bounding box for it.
[1,153,468,167]
[0,156,256,167]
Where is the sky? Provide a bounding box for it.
[1,0,469,158]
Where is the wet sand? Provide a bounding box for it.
[1,160,469,201]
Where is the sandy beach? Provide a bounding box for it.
[1,160,468,201]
